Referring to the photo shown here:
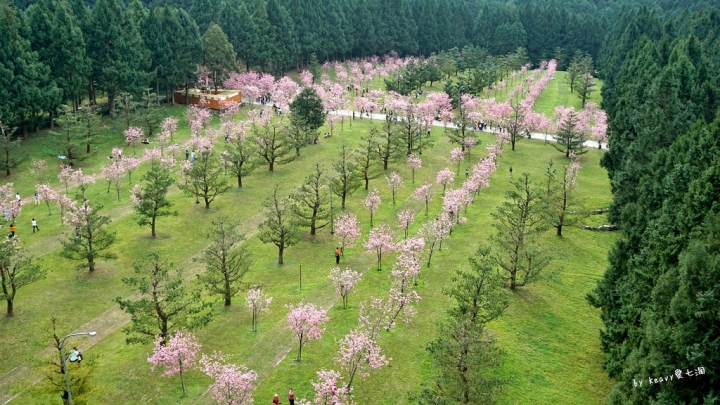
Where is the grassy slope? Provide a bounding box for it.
[533,71,604,116]
[3,86,613,404]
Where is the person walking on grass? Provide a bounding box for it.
[272,393,280,405]
[9,223,16,238]
[34,193,39,205]
[509,166,513,178]
[334,247,342,264]
[288,388,295,405]
[32,218,39,233]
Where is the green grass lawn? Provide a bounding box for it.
[2,83,614,404]
[533,71,604,116]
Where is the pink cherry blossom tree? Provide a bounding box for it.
[124,126,145,155]
[397,209,415,238]
[385,171,403,205]
[160,116,178,140]
[329,267,363,309]
[311,369,355,405]
[363,188,382,227]
[443,188,469,224]
[419,217,451,267]
[101,159,126,201]
[334,213,361,255]
[245,287,272,333]
[28,158,50,184]
[36,184,57,215]
[147,329,202,394]
[123,157,141,184]
[449,148,465,175]
[200,351,258,405]
[436,168,454,194]
[413,183,433,216]
[55,194,73,225]
[58,164,73,193]
[336,328,389,390]
[300,70,313,87]
[0,183,22,222]
[71,168,96,199]
[286,301,329,362]
[385,261,422,330]
[406,154,422,183]
[363,224,395,270]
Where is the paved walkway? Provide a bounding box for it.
[329,108,604,149]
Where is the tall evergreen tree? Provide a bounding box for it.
[50,0,89,111]
[217,0,258,70]
[174,9,203,101]
[202,22,235,92]
[143,7,173,98]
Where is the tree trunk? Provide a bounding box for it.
[205,199,211,209]
[22,121,28,140]
[237,173,243,188]
[278,246,284,265]
[88,255,95,272]
[151,215,157,237]
[108,89,115,112]
[509,271,516,290]
[269,161,274,171]
[6,299,13,317]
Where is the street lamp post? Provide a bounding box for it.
[329,172,351,235]
[60,331,97,404]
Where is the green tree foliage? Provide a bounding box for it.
[51,105,82,162]
[491,173,549,290]
[0,0,54,138]
[86,0,148,111]
[566,50,593,94]
[353,130,382,191]
[291,163,330,235]
[289,87,327,133]
[286,88,325,157]
[589,12,720,404]
[172,9,204,100]
[414,247,508,404]
[375,117,404,171]
[217,0,258,69]
[132,161,177,237]
[116,251,213,345]
[223,130,258,187]
[254,120,293,172]
[257,184,299,265]
[542,159,585,237]
[202,22,236,93]
[196,218,252,306]
[0,239,46,317]
[331,141,361,209]
[49,0,89,111]
[0,121,24,176]
[34,317,97,404]
[142,7,173,99]
[60,201,117,272]
[553,109,587,158]
[76,101,101,154]
[137,90,163,137]
[178,151,230,209]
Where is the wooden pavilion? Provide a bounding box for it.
[174,89,242,110]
